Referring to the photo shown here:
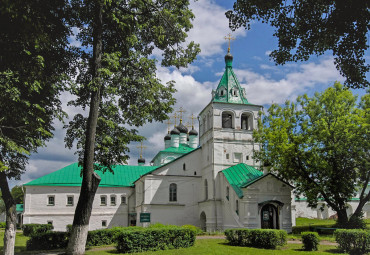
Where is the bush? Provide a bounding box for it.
[86,227,125,247]
[301,232,319,251]
[225,229,287,249]
[337,213,367,229]
[0,222,6,228]
[22,224,54,237]
[334,229,370,255]
[26,231,68,251]
[182,225,203,235]
[115,227,196,253]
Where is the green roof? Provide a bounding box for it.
[212,53,250,105]
[162,144,195,154]
[24,163,158,187]
[222,163,263,198]
[16,204,23,213]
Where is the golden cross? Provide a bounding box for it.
[165,119,173,133]
[185,121,192,129]
[177,107,186,121]
[136,141,147,159]
[189,113,197,128]
[172,113,178,126]
[224,33,235,53]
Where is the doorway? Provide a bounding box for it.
[200,211,207,231]
[261,204,279,229]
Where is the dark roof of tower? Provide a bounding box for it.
[170,127,180,135]
[138,158,145,164]
[189,128,198,136]
[176,123,188,133]
[164,133,171,141]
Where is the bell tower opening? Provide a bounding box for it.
[222,111,233,128]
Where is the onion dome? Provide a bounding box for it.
[164,133,171,141]
[225,52,233,67]
[170,127,180,135]
[189,128,198,136]
[138,158,145,164]
[176,122,188,134]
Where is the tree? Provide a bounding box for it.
[64,0,200,254]
[0,1,74,254]
[10,186,23,204]
[254,82,369,226]
[226,1,370,89]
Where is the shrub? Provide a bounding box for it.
[225,229,287,249]
[334,229,370,255]
[66,224,72,233]
[182,225,203,235]
[301,232,319,251]
[26,231,68,251]
[0,222,6,228]
[86,227,126,247]
[115,227,196,253]
[337,213,367,229]
[22,224,54,237]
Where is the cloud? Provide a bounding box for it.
[187,0,246,57]
[69,27,81,48]
[235,57,345,105]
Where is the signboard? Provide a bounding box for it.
[140,212,151,223]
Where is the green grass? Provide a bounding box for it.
[84,239,341,255]
[296,218,337,227]
[0,231,28,254]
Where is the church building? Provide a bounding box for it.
[23,51,294,233]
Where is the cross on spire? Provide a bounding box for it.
[172,113,178,126]
[224,33,235,53]
[177,107,186,122]
[165,119,173,133]
[136,141,147,159]
[189,113,197,128]
[185,121,192,130]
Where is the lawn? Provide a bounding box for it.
[0,231,28,254]
[84,239,341,255]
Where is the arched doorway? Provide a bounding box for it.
[200,211,207,231]
[261,204,279,229]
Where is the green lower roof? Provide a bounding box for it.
[16,204,23,212]
[24,163,158,187]
[222,163,263,198]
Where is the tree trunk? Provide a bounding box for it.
[0,172,17,255]
[336,208,349,226]
[66,1,103,254]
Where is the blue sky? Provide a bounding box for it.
[12,0,368,187]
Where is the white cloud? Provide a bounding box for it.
[69,27,81,48]
[187,0,246,57]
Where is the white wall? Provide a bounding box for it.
[23,186,134,231]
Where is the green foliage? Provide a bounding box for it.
[0,222,6,228]
[225,229,287,249]
[334,229,370,255]
[26,231,68,251]
[182,225,203,235]
[10,185,24,204]
[337,213,367,230]
[115,227,196,253]
[227,1,369,88]
[254,83,370,225]
[22,224,54,237]
[86,227,124,247]
[301,232,319,251]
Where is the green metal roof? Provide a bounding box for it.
[24,163,158,187]
[16,204,23,213]
[162,144,195,154]
[212,53,250,105]
[222,163,263,198]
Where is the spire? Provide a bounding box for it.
[211,36,249,105]
[136,141,147,166]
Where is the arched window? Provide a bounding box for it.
[241,112,252,130]
[169,183,177,202]
[226,187,229,200]
[204,179,208,200]
[222,111,233,128]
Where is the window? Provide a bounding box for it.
[101,195,107,206]
[47,221,53,225]
[67,196,74,206]
[169,183,177,202]
[241,113,252,130]
[183,163,186,171]
[236,200,239,215]
[232,88,238,96]
[102,220,107,227]
[194,171,197,176]
[226,187,229,201]
[110,195,116,205]
[204,179,208,200]
[234,153,242,163]
[226,153,229,160]
[121,196,126,204]
[222,112,233,128]
[246,155,249,161]
[48,196,55,206]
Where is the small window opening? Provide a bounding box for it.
[236,200,239,215]
[110,195,116,205]
[121,196,127,204]
[226,187,229,201]
[169,183,177,202]
[246,155,249,161]
[204,179,208,200]
[48,196,55,206]
[67,196,73,206]
[102,220,107,227]
[47,221,53,225]
[222,112,233,128]
[194,171,197,176]
[226,153,229,160]
[101,196,107,206]
[183,163,186,171]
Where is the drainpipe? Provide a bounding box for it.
[211,105,218,231]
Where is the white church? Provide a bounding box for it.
[23,51,320,233]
